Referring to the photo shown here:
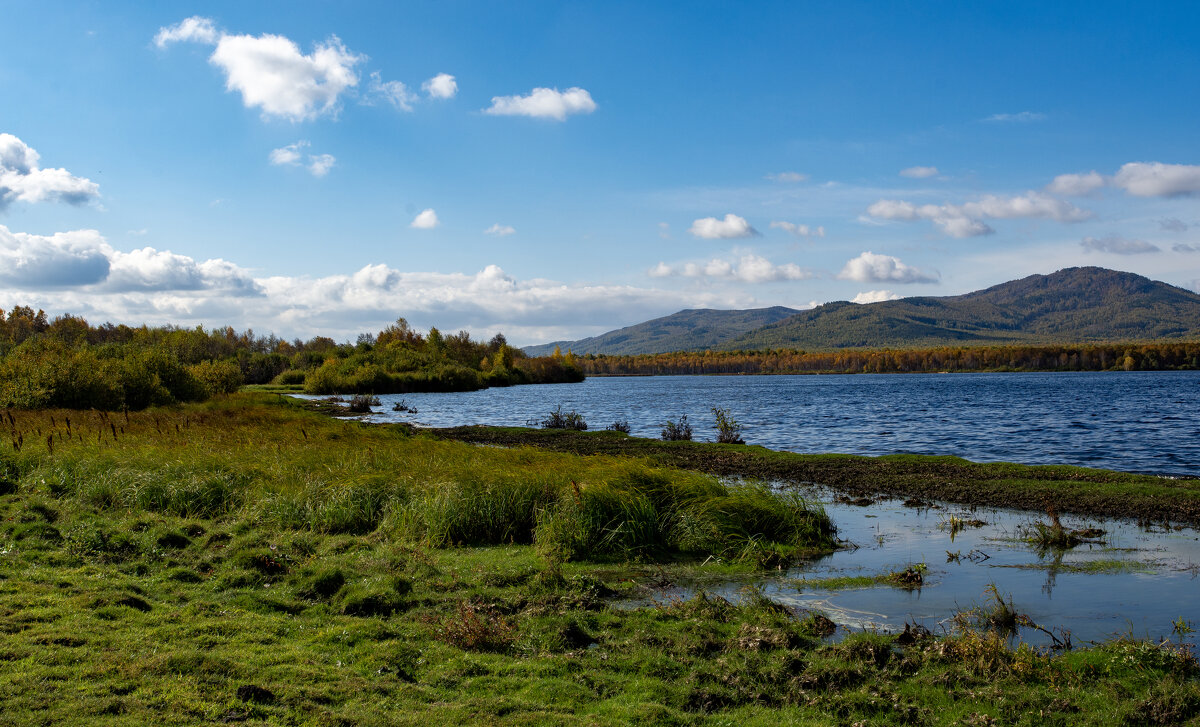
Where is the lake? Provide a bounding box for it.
[301,370,1200,645]
[325,371,1200,477]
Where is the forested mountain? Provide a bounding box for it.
[523,306,801,356]
[529,268,1200,355]
[728,268,1200,350]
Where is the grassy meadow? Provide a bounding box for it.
[1,393,1198,725]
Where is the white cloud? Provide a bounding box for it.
[157,17,365,122]
[899,166,938,179]
[484,223,515,237]
[153,16,218,48]
[866,192,1092,238]
[1172,243,1199,253]
[483,87,596,121]
[838,251,938,284]
[307,154,336,177]
[1112,162,1200,198]
[0,133,100,210]
[411,209,439,229]
[658,222,671,240]
[1160,218,1191,233]
[650,254,812,283]
[765,171,808,183]
[0,225,111,287]
[770,220,825,238]
[1046,171,1105,196]
[268,141,334,177]
[268,141,308,166]
[1080,236,1160,255]
[367,71,416,112]
[984,111,1046,123]
[0,224,258,294]
[423,73,457,99]
[852,289,900,304]
[688,213,758,239]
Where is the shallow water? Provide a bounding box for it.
[309,370,1200,476]
[706,489,1200,648]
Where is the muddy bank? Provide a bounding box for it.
[423,425,1200,525]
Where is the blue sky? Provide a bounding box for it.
[2,1,1199,345]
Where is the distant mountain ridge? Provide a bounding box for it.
[525,268,1200,355]
[522,306,801,356]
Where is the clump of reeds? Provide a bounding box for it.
[606,420,631,434]
[541,406,587,430]
[347,394,381,413]
[661,415,692,441]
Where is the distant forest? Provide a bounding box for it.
[0,306,582,410]
[576,342,1200,376]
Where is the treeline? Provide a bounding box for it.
[576,342,1200,376]
[0,306,582,410]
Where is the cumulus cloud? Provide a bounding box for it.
[423,73,457,99]
[838,252,938,284]
[984,111,1046,123]
[1046,171,1106,196]
[1112,162,1200,198]
[484,223,515,237]
[688,213,757,239]
[268,141,335,177]
[1173,243,1200,253]
[1160,218,1191,232]
[866,192,1092,238]
[156,17,363,122]
[0,224,259,293]
[852,289,900,304]
[0,133,100,210]
[770,221,825,238]
[649,254,812,283]
[899,166,938,179]
[411,209,439,229]
[484,87,596,120]
[765,171,808,183]
[153,16,218,47]
[1080,236,1160,255]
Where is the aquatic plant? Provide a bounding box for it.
[346,394,380,413]
[661,414,692,441]
[541,406,587,431]
[711,406,745,444]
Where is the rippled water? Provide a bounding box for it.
[321,371,1200,476]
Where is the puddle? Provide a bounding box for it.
[648,486,1200,648]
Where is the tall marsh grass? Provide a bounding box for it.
[4,394,835,563]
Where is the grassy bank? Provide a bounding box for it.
[1,394,1197,725]
[428,426,1200,526]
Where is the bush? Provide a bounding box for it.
[542,406,587,431]
[712,407,745,444]
[661,415,692,441]
[347,394,381,413]
[189,359,243,396]
[271,368,307,386]
[606,420,631,434]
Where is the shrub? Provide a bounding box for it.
[606,420,631,434]
[271,369,307,386]
[712,407,745,444]
[542,406,587,431]
[189,359,243,396]
[347,394,381,413]
[661,415,692,441]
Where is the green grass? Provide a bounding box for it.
[995,559,1155,575]
[429,426,1200,526]
[793,564,929,591]
[0,393,1197,725]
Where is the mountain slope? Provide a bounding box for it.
[523,306,801,356]
[725,267,1200,350]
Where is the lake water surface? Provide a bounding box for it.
[335,371,1200,476]
[304,371,1200,644]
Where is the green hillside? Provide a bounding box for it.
[727,267,1200,350]
[523,306,800,356]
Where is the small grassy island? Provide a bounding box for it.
[1,390,1198,725]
